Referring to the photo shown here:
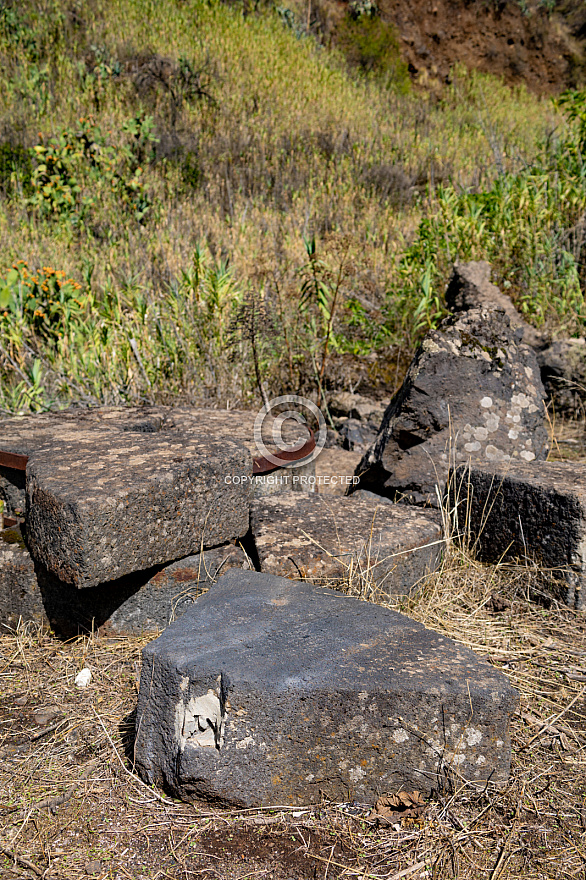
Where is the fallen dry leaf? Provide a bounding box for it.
[367,791,426,826]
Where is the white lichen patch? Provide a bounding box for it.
[392,728,409,744]
[520,450,536,461]
[465,727,483,746]
[236,736,254,750]
[480,397,493,408]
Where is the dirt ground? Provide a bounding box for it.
[322,0,586,94]
[1,549,585,879]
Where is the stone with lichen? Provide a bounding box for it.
[353,308,549,506]
[134,570,519,807]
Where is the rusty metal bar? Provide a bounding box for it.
[252,429,316,475]
[0,450,28,471]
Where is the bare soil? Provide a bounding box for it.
[325,0,586,94]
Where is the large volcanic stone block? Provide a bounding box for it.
[39,544,250,635]
[251,492,441,596]
[134,570,518,807]
[355,309,549,506]
[450,461,586,609]
[26,430,250,588]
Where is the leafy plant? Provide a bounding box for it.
[0,262,89,342]
[28,116,153,223]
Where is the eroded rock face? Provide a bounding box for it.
[355,309,549,505]
[134,570,519,807]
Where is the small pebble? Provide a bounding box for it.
[75,668,92,688]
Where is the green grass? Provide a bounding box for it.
[0,0,580,412]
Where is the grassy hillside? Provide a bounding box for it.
[0,0,583,412]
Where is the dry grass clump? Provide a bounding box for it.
[0,541,584,879]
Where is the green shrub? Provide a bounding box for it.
[0,262,90,342]
[28,116,153,223]
[335,12,409,90]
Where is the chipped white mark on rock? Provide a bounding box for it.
[465,727,483,746]
[180,676,189,692]
[236,736,254,750]
[520,450,536,461]
[525,366,534,378]
[175,689,225,751]
[480,397,493,408]
[348,766,365,783]
[392,728,409,744]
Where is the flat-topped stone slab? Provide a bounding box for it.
[251,492,442,596]
[450,461,586,608]
[134,570,518,807]
[0,405,315,517]
[26,429,250,588]
[0,525,249,634]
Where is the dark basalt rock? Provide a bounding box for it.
[449,460,586,609]
[251,491,441,596]
[25,429,250,588]
[134,570,519,807]
[354,309,549,506]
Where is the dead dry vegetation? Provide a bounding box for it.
[1,531,585,880]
